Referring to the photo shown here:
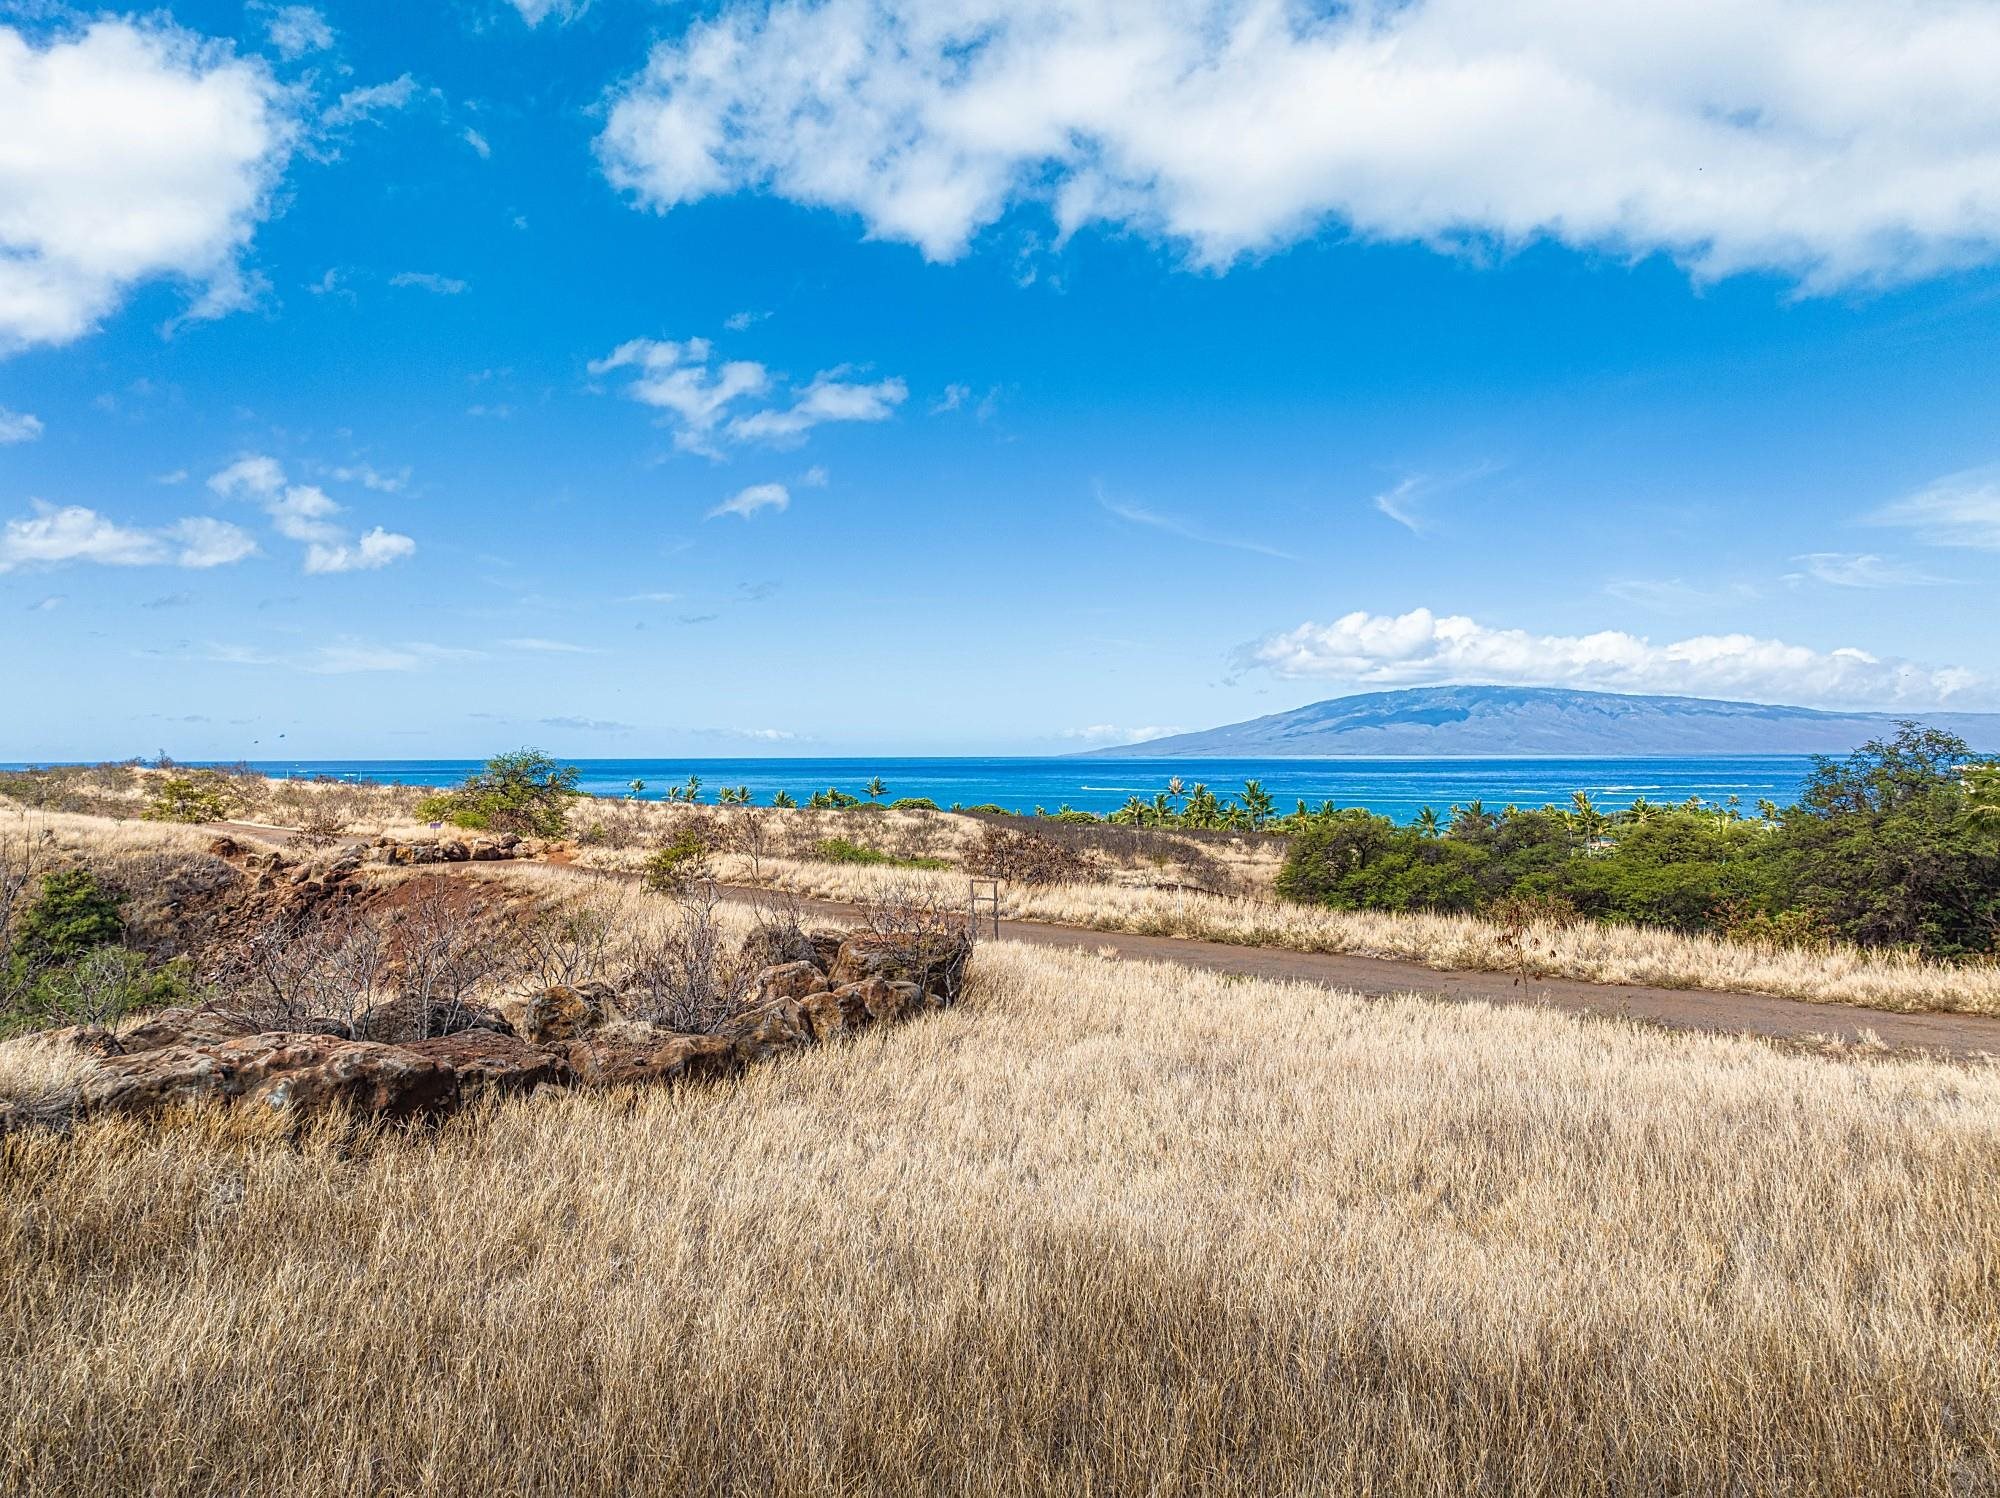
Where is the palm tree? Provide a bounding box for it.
[682,774,702,803]
[1241,779,1275,828]
[865,776,887,802]
[1966,763,2000,834]
[627,778,645,799]
[1452,799,1495,837]
[1165,775,1187,812]
[1414,805,1440,839]
[771,790,797,808]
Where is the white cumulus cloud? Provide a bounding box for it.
[0,20,293,352]
[590,334,910,457]
[509,0,589,25]
[0,407,42,443]
[1241,606,1980,709]
[599,0,2000,289]
[209,455,415,573]
[0,502,256,572]
[590,337,771,455]
[266,6,334,61]
[726,370,907,444]
[323,73,418,128]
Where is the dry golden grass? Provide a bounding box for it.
[17,799,2000,1018]
[6,942,2000,1496]
[719,855,2000,1018]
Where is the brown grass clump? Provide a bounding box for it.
[6,943,2000,1495]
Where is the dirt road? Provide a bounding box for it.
[209,823,2000,1059]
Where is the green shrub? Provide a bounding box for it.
[10,948,192,1036]
[811,837,891,865]
[415,750,580,839]
[889,798,940,812]
[141,774,235,824]
[10,868,123,968]
[641,830,714,895]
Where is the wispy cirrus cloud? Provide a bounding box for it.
[709,482,789,520]
[195,638,480,674]
[1868,466,2000,551]
[389,271,468,295]
[1098,487,1292,560]
[1788,553,1953,588]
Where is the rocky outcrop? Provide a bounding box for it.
[80,1032,459,1122]
[829,932,971,1001]
[13,926,973,1134]
[749,960,830,1004]
[401,1030,569,1098]
[369,834,523,867]
[118,1005,263,1054]
[518,983,617,1047]
[562,1031,737,1088]
[352,994,513,1045]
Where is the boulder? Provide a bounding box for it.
[807,930,846,972]
[739,924,823,973]
[79,1032,458,1122]
[117,1005,262,1054]
[206,835,241,858]
[519,983,616,1047]
[719,998,814,1064]
[402,1031,568,1098]
[353,994,513,1045]
[750,960,830,1003]
[829,932,971,1001]
[797,986,870,1042]
[563,1032,737,1088]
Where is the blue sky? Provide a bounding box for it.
[4,0,2000,759]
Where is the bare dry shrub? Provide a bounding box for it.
[623,883,756,1033]
[964,824,1090,886]
[518,902,615,990]
[726,808,778,879]
[382,882,510,1028]
[887,812,948,863]
[208,910,389,1031]
[296,806,349,850]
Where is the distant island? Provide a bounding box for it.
[1078,686,2000,758]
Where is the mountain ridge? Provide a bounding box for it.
[1076,686,2000,758]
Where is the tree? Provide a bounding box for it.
[771,790,798,809]
[1570,791,1607,847]
[628,779,645,799]
[1774,725,2000,954]
[413,749,581,838]
[141,774,235,824]
[865,776,888,802]
[1413,806,1441,839]
[1241,780,1275,829]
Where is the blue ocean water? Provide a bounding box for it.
[194,756,1821,824]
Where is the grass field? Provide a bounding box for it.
[6,941,1998,1496]
[693,853,2000,1018]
